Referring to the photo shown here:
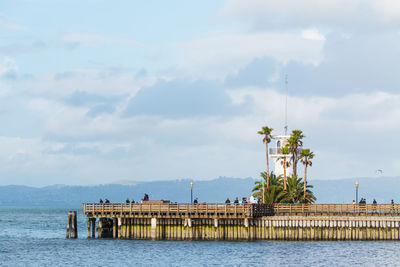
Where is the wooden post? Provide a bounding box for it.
[70,211,78,239]
[66,211,71,238]
[98,218,103,238]
[91,218,96,238]
[87,218,91,238]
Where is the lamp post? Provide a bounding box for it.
[262,180,265,204]
[355,181,359,204]
[190,182,193,203]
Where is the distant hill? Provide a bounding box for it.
[0,176,399,206]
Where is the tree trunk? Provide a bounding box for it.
[283,158,287,190]
[266,142,270,191]
[293,151,297,177]
[304,163,308,202]
[291,146,298,177]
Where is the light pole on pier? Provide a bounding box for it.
[190,182,193,203]
[355,181,359,204]
[262,179,265,204]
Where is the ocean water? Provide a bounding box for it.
[1,207,400,266]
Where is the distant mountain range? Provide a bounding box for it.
[0,176,399,206]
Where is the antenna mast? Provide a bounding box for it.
[284,74,288,135]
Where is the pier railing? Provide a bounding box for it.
[273,204,400,216]
[83,203,274,218]
[84,203,400,218]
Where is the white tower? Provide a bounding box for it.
[269,136,292,177]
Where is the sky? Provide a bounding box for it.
[1,0,400,186]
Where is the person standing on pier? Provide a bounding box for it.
[225,198,231,204]
[234,197,239,204]
[373,199,377,213]
[391,199,395,213]
[99,198,103,203]
[194,198,198,204]
[126,198,130,203]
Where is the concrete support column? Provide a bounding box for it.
[118,218,122,239]
[151,218,157,240]
[113,218,118,238]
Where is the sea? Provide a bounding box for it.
[1,206,400,266]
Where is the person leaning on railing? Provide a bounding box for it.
[372,199,377,213]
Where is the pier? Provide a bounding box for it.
[80,202,400,241]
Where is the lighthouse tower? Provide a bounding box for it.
[269,135,292,177]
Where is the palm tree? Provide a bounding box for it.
[257,126,273,191]
[282,175,316,203]
[278,145,291,190]
[300,148,315,200]
[252,172,284,204]
[287,130,305,176]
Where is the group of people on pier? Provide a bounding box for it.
[224,196,258,204]
[352,198,396,206]
[98,194,262,205]
[99,193,150,204]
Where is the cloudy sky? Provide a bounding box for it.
[1,0,400,186]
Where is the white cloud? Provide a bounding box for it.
[221,0,400,30]
[301,28,326,41]
[27,98,128,139]
[28,69,156,98]
[0,135,138,186]
[175,33,325,79]
[373,0,400,23]
[62,33,141,46]
[227,88,400,134]
[5,81,400,185]
[0,18,25,30]
[0,57,18,77]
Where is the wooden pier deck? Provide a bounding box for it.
[84,203,400,218]
[81,203,400,241]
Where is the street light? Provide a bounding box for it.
[262,179,265,204]
[355,181,359,204]
[190,182,193,203]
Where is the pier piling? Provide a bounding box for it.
[66,211,77,239]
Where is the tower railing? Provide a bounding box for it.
[269,148,282,155]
